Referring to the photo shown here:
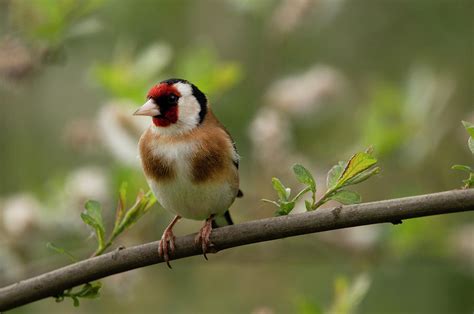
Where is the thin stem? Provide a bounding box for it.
[312,187,338,210]
[92,192,156,257]
[292,186,311,203]
[92,228,122,257]
[262,199,280,207]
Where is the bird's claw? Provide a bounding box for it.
[195,218,213,260]
[159,229,176,268]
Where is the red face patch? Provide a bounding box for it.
[147,83,181,100]
[147,83,181,127]
[152,106,178,127]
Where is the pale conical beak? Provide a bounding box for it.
[133,99,160,116]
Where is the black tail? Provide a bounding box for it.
[212,210,234,228]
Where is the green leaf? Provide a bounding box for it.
[279,201,295,215]
[281,201,295,211]
[462,120,474,138]
[81,200,106,250]
[293,164,316,192]
[46,242,77,262]
[77,282,102,299]
[463,173,474,188]
[469,137,474,154]
[113,190,157,236]
[83,200,104,226]
[72,296,80,307]
[57,281,102,307]
[114,182,128,230]
[452,165,473,173]
[272,177,288,201]
[338,152,377,187]
[305,200,313,211]
[345,167,381,186]
[327,161,345,189]
[329,190,362,205]
[57,281,102,308]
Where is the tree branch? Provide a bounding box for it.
[1,189,473,311]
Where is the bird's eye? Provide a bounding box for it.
[168,94,178,103]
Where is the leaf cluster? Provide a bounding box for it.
[54,282,102,307]
[47,183,156,307]
[80,183,156,257]
[263,149,380,216]
[451,121,474,188]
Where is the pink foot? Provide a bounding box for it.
[195,216,214,260]
[158,215,180,268]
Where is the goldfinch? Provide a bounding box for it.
[133,78,242,267]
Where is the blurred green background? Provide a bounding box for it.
[0,0,473,313]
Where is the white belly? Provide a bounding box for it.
[149,177,235,220]
[146,139,236,220]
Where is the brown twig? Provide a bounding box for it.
[1,189,473,311]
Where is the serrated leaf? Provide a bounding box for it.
[469,137,474,154]
[305,200,313,211]
[81,200,106,249]
[293,164,316,192]
[345,167,381,186]
[452,165,473,172]
[329,190,361,205]
[327,161,346,189]
[462,120,474,138]
[338,153,377,186]
[272,177,288,201]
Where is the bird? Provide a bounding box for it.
[133,78,242,267]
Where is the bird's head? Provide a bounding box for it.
[133,78,207,135]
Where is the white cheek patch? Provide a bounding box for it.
[174,82,193,97]
[178,96,200,124]
[175,82,201,129]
